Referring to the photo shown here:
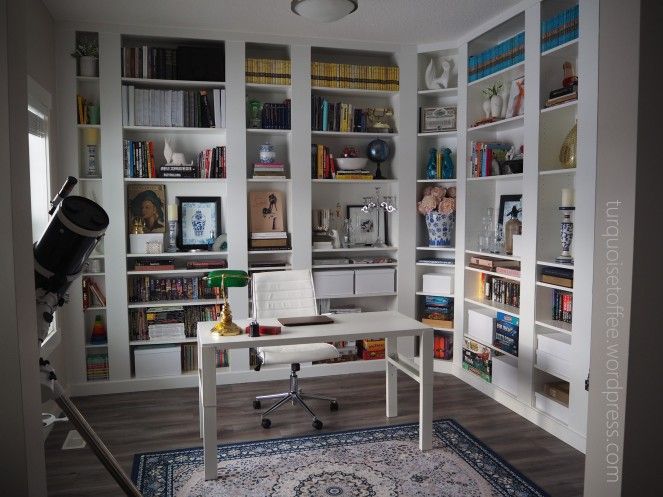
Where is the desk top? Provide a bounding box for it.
[197,311,431,348]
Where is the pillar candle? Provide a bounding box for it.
[561,188,574,208]
[168,204,178,220]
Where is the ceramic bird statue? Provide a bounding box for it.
[425,57,452,90]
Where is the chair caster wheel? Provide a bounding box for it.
[253,400,261,410]
[261,418,271,429]
[312,419,323,430]
[330,401,339,411]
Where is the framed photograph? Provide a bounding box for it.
[127,184,166,234]
[346,205,388,246]
[249,191,286,233]
[420,106,457,133]
[505,77,525,118]
[177,196,221,250]
[498,194,523,227]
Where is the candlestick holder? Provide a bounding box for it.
[166,220,178,252]
[555,206,575,264]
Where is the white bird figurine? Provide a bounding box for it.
[425,57,453,90]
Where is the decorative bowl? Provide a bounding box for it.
[335,157,368,170]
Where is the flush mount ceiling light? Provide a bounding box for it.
[291,0,358,22]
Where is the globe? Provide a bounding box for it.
[366,139,390,179]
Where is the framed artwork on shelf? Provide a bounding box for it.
[497,194,523,227]
[419,106,457,132]
[177,196,221,250]
[249,191,286,233]
[127,183,166,234]
[346,204,387,246]
[505,77,525,118]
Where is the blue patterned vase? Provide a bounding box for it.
[191,209,206,237]
[425,211,454,247]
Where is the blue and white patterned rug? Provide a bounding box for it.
[132,419,548,496]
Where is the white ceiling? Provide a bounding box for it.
[43,0,521,46]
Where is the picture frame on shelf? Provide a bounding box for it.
[497,194,523,227]
[127,183,166,234]
[505,77,525,118]
[346,204,387,246]
[177,196,221,251]
[419,106,457,133]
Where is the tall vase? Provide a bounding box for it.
[79,56,98,77]
[490,94,502,118]
[425,211,455,247]
[559,122,577,169]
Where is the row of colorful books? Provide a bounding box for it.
[121,86,226,128]
[159,146,226,179]
[121,45,224,82]
[248,100,291,130]
[146,306,186,340]
[469,141,512,178]
[481,274,521,309]
[128,276,221,303]
[122,46,177,80]
[129,304,223,341]
[552,289,573,324]
[312,96,392,133]
[311,62,399,91]
[252,162,286,178]
[132,258,227,272]
[246,58,291,85]
[181,343,229,372]
[541,5,579,53]
[82,277,106,309]
[468,31,525,83]
[86,353,109,381]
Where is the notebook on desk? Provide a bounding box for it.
[277,315,334,326]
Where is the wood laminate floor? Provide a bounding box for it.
[45,372,584,496]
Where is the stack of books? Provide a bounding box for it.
[185,259,227,270]
[146,306,185,341]
[183,305,222,337]
[434,334,453,360]
[86,353,109,381]
[468,31,525,83]
[357,339,385,360]
[540,266,573,288]
[250,231,289,250]
[481,274,521,308]
[252,162,286,179]
[335,170,373,180]
[416,257,454,266]
[544,86,577,108]
[541,5,579,52]
[311,143,335,179]
[494,311,519,356]
[421,295,454,329]
[469,255,521,277]
[254,100,291,129]
[134,258,176,271]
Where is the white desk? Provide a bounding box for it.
[197,310,433,481]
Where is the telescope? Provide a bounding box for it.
[36,177,142,496]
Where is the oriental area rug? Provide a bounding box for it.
[132,419,548,497]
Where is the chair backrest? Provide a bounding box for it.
[252,269,317,319]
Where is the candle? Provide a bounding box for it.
[167,204,178,220]
[561,188,574,208]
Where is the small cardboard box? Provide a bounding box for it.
[467,308,495,345]
[134,345,181,378]
[354,268,395,295]
[313,270,354,298]
[422,273,454,295]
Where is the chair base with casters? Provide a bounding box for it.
[253,362,339,430]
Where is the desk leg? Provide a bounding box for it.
[200,346,218,480]
[385,336,398,417]
[418,331,433,451]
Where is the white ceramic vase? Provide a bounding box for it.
[490,95,502,118]
[79,56,98,77]
[482,99,491,119]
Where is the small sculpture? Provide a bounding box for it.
[164,139,192,166]
[425,57,453,90]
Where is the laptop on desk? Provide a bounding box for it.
[277,315,334,326]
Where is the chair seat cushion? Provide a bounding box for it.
[258,343,339,365]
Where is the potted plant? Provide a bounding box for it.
[417,186,456,246]
[482,81,504,119]
[71,40,99,77]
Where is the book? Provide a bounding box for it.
[469,256,520,270]
[545,92,577,107]
[495,266,521,278]
[185,260,228,270]
[541,266,573,279]
[462,338,492,382]
[134,264,176,271]
[250,237,288,248]
[540,274,573,288]
[494,311,519,356]
[417,258,455,265]
[251,231,288,239]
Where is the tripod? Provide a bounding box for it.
[41,360,142,496]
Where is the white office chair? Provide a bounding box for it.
[251,269,339,429]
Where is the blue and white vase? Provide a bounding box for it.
[191,209,206,237]
[258,142,275,163]
[425,211,455,247]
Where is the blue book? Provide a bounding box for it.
[321,99,329,132]
[494,311,519,356]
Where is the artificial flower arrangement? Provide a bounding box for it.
[417,185,456,215]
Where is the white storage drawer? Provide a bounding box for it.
[313,270,354,298]
[422,273,454,295]
[354,268,396,295]
[134,345,181,378]
[537,332,571,358]
[467,308,495,345]
[535,391,570,424]
[536,349,570,379]
[492,354,518,396]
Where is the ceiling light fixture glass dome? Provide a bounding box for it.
[291,0,358,22]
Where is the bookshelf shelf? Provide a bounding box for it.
[416,262,455,268]
[465,265,521,281]
[121,77,226,88]
[464,297,520,318]
[533,363,570,382]
[126,251,228,259]
[312,179,396,184]
[541,38,579,58]
[129,337,198,346]
[82,272,106,277]
[246,128,291,134]
[124,178,227,183]
[77,76,99,82]
[537,260,575,270]
[248,265,293,271]
[536,281,574,293]
[466,173,523,182]
[123,125,225,133]
[535,319,572,335]
[539,168,576,176]
[416,246,455,251]
[328,292,398,299]
[245,82,291,92]
[312,130,398,137]
[84,306,106,312]
[416,179,457,184]
[312,263,398,269]
[467,61,525,88]
[248,249,293,255]
[85,343,108,348]
[417,130,457,137]
[312,246,398,253]
[467,114,524,134]
[78,177,102,182]
[127,268,220,276]
[311,86,398,97]
[417,87,458,96]
[127,299,222,309]
[432,326,455,333]
[77,124,100,129]
[416,291,454,298]
[465,249,520,262]
[247,177,291,182]
[540,99,578,114]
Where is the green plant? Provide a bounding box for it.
[482,81,503,99]
[70,40,98,58]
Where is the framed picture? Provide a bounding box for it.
[127,183,166,234]
[346,205,388,246]
[177,196,221,250]
[249,191,286,233]
[498,194,523,227]
[505,77,525,118]
[420,106,457,133]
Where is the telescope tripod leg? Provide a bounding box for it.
[51,382,142,496]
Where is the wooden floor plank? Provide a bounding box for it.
[45,372,584,496]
